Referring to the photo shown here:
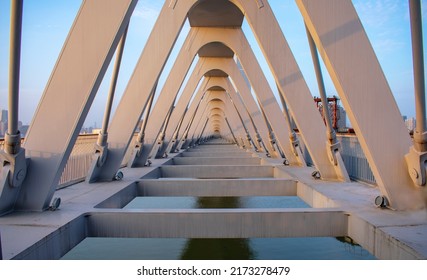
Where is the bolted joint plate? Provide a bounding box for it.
[93,143,108,167]
[0,148,27,215]
[269,132,276,145]
[86,143,109,183]
[405,145,427,187]
[290,137,300,157]
[288,136,307,167]
[327,141,341,166]
[0,148,27,188]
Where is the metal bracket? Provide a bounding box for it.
[93,143,108,167]
[311,170,321,179]
[246,134,253,147]
[127,139,147,168]
[152,132,165,158]
[0,147,27,215]
[255,133,263,152]
[289,133,307,167]
[327,141,341,166]
[269,132,276,145]
[86,133,109,183]
[256,134,262,145]
[405,145,427,186]
[176,137,187,151]
[157,132,165,145]
[289,133,300,157]
[130,131,145,160]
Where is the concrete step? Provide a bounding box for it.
[172,157,261,165]
[188,145,241,151]
[85,210,347,238]
[136,178,297,196]
[185,148,246,153]
[159,165,274,178]
[180,152,254,158]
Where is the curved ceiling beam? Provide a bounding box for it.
[96,1,335,180]
[162,59,273,157]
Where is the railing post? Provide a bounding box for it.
[406,0,427,187]
[276,92,304,164]
[152,104,175,158]
[178,92,208,151]
[226,91,256,150]
[237,92,271,156]
[126,83,157,167]
[410,0,427,147]
[305,24,349,181]
[86,25,129,183]
[164,107,187,154]
[0,0,28,215]
[225,117,238,144]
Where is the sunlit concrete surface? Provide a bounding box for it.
[0,141,426,259]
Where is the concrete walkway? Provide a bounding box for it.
[0,139,426,259]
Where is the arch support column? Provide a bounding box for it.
[15,0,137,211]
[297,0,424,209]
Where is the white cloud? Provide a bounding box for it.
[353,0,409,55]
[353,0,404,27]
[132,2,161,23]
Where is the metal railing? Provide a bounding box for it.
[1,133,377,187]
[57,134,137,188]
[297,133,376,185]
[338,134,376,184]
[1,134,136,188]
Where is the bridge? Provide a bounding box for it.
[0,0,426,260]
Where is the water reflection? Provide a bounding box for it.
[62,196,376,260]
[180,238,255,260]
[335,236,372,258]
[124,196,309,209]
[183,198,254,259]
[196,196,241,208]
[61,237,376,260]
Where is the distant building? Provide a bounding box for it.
[337,106,347,130]
[92,128,102,134]
[0,109,7,137]
[0,121,6,137]
[19,125,29,137]
[405,117,416,132]
[0,109,29,138]
[0,109,7,123]
[314,96,347,131]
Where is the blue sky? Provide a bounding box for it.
[0,0,426,128]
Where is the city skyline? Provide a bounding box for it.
[0,0,427,128]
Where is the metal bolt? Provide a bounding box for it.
[411,168,419,179]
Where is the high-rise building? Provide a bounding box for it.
[0,121,6,137]
[0,109,7,123]
[0,109,7,137]
[337,106,347,130]
[405,117,416,131]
